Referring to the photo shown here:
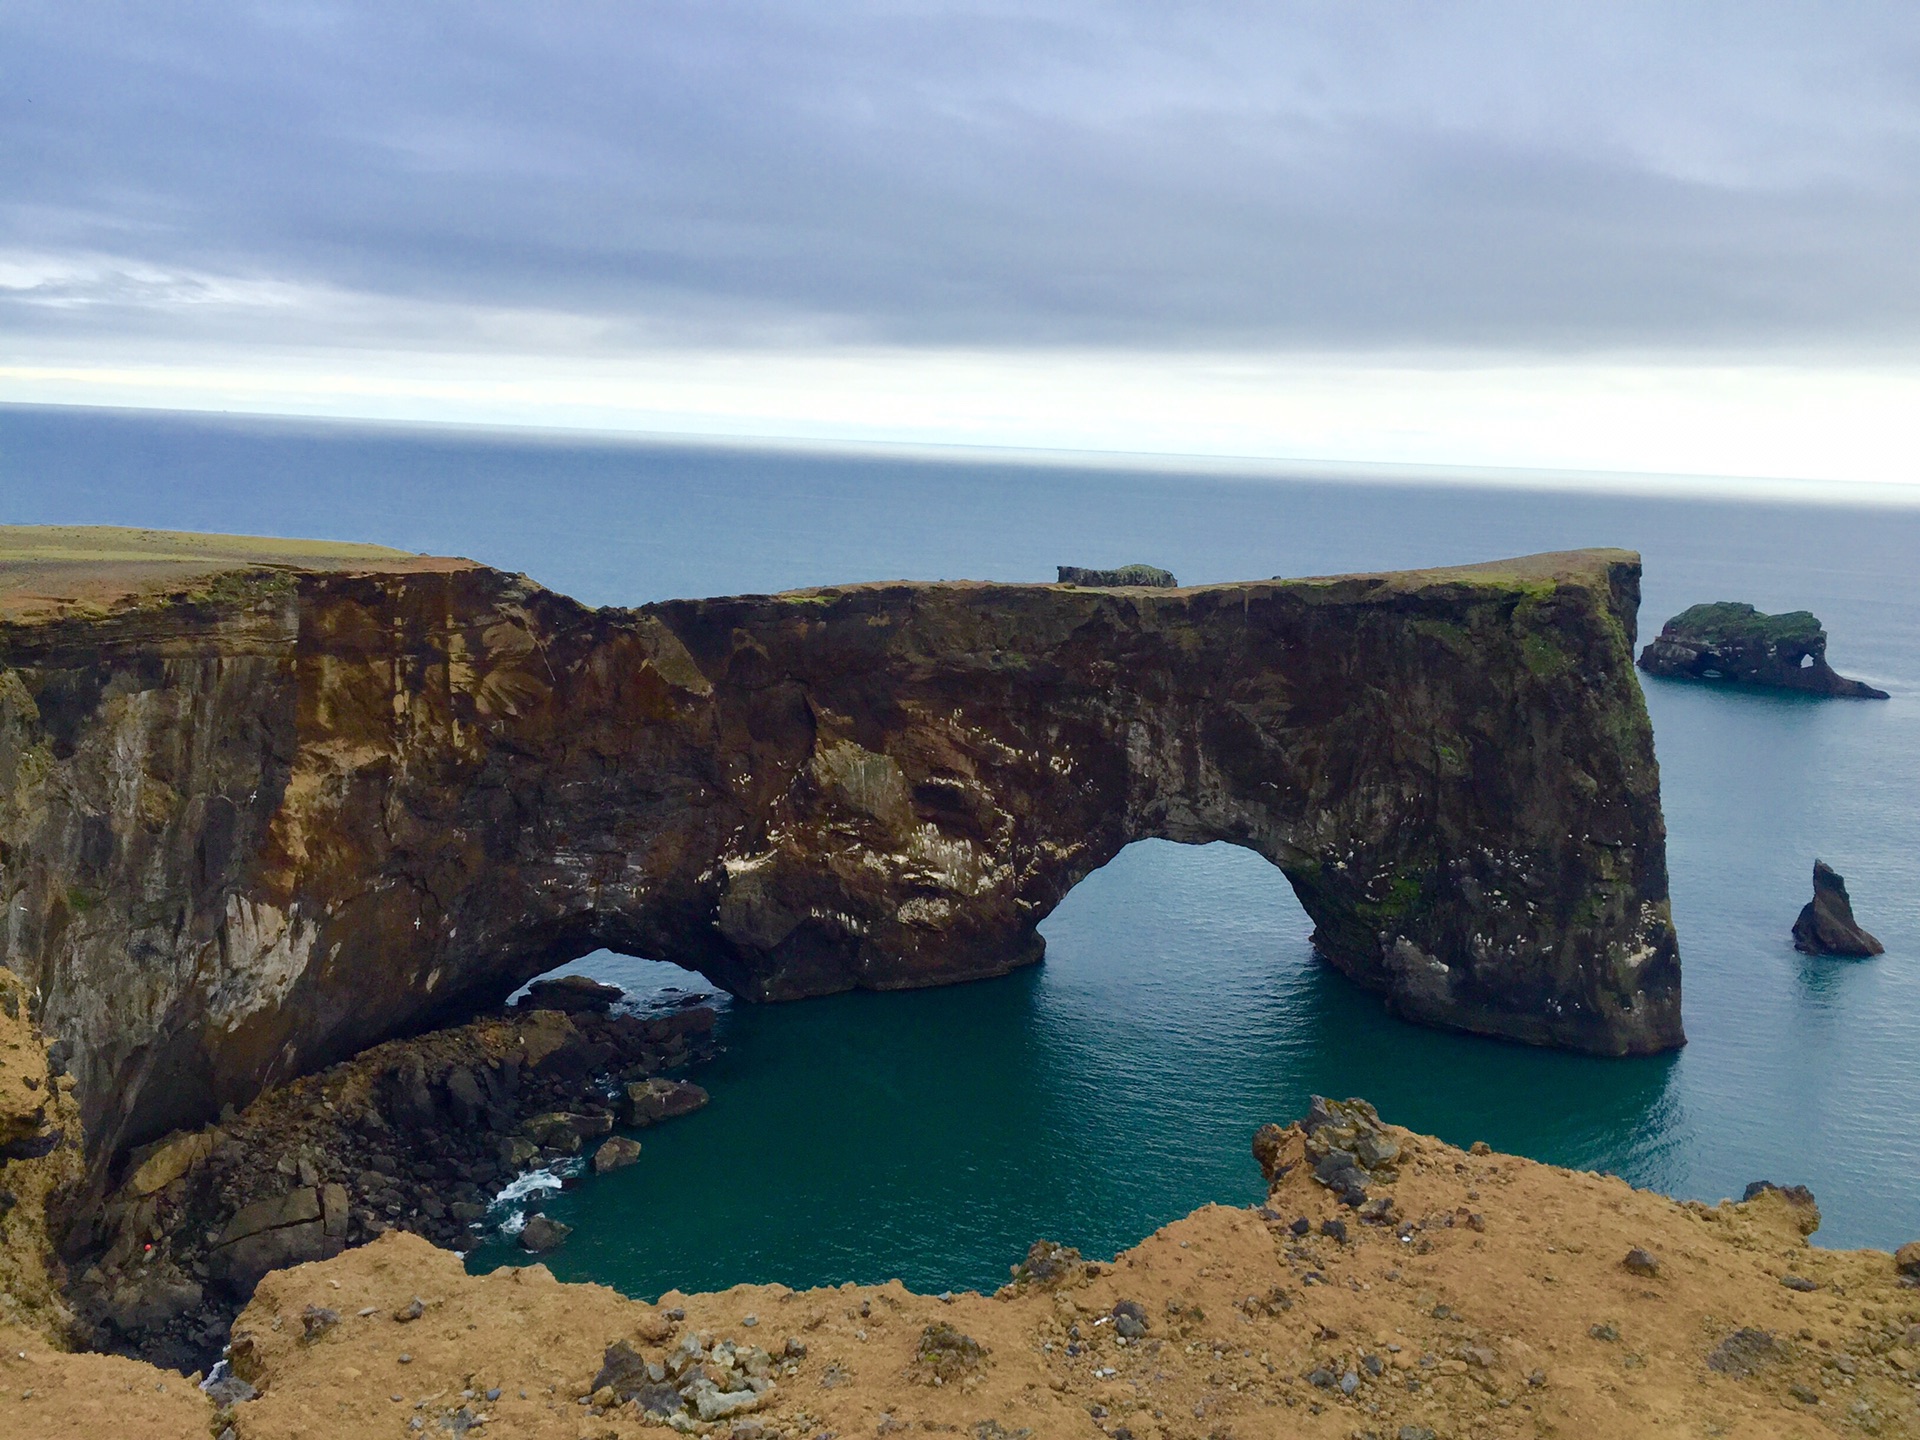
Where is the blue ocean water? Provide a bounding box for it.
[3,403,1915,1296]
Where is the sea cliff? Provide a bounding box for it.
[0,528,1681,1183]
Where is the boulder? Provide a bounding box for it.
[1637,602,1887,698]
[521,1111,614,1151]
[521,975,626,1014]
[622,1078,709,1128]
[519,1214,572,1252]
[207,1186,342,1291]
[593,1135,642,1173]
[1792,862,1884,957]
[1894,1241,1920,1276]
[123,1129,215,1196]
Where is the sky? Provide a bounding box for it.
[4,2,1920,487]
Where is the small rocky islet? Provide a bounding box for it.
[1637,600,1888,697]
[1793,860,1886,957]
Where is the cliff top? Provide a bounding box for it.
[0,526,1636,623]
[0,525,474,620]
[1659,600,1824,647]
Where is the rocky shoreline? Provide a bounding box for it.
[59,977,719,1372]
[9,971,1920,1438]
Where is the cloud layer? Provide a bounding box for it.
[7,1,1920,355]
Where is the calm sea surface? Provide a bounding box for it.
[3,404,1916,1295]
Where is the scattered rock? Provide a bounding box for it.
[519,1215,572,1253]
[1589,1323,1619,1343]
[592,1135,642,1173]
[1009,1240,1084,1287]
[1706,1328,1779,1378]
[299,1304,339,1342]
[1637,602,1888,698]
[916,1322,988,1380]
[1779,1274,1818,1292]
[1621,1248,1660,1278]
[1110,1300,1149,1339]
[1792,861,1884,957]
[395,1296,425,1322]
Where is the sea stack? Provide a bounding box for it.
[1637,602,1888,697]
[1792,861,1884,956]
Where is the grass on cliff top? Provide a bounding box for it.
[769,549,1639,605]
[1661,600,1823,647]
[0,525,466,620]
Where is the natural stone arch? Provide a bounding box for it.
[0,537,1681,1171]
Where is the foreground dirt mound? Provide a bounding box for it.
[196,1113,1919,1440]
[7,1093,1919,1436]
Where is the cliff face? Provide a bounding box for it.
[0,534,1681,1171]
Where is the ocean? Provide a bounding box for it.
[3,402,1915,1299]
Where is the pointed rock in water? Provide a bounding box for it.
[1637,602,1887,697]
[1792,862,1884,957]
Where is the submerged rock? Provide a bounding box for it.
[1637,602,1887,698]
[1791,861,1884,957]
[1056,563,1178,588]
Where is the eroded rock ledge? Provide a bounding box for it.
[0,530,1681,1175]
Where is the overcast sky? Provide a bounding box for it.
[5,3,1920,483]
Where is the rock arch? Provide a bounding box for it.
[0,538,1681,1166]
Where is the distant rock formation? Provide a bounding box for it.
[1792,861,1884,956]
[1637,602,1887,698]
[1056,563,1177,587]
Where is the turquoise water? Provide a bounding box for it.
[2,403,1915,1297]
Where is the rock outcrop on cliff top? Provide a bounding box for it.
[1637,601,1889,697]
[0,528,1682,1181]
[1793,860,1885,957]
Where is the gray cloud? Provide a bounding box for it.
[4,1,1920,353]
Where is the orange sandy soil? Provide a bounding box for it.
[0,1323,214,1438]
[14,1120,1905,1440]
[0,525,472,620]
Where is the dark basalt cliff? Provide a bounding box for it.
[1638,601,1889,698]
[0,533,1682,1176]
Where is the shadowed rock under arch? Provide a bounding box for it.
[0,530,1682,1170]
